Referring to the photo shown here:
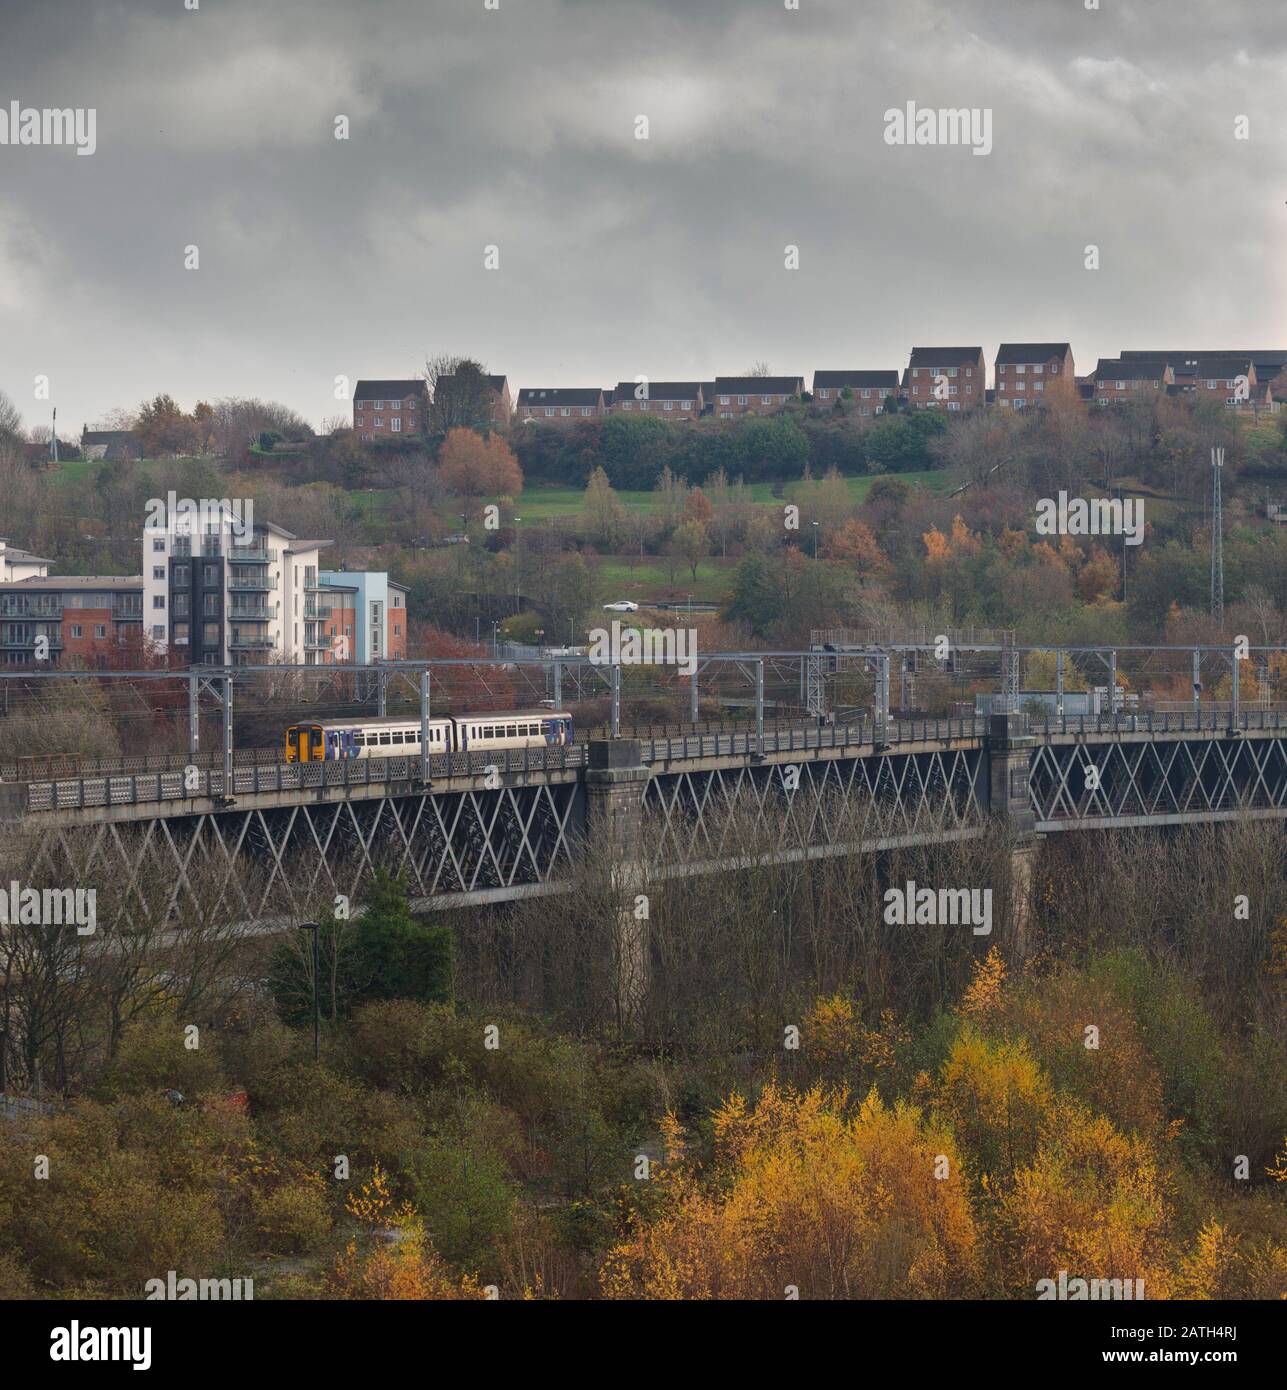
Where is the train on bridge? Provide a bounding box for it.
[283,710,574,763]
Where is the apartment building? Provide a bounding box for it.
[1091,359,1175,404]
[709,376,804,418]
[993,344,1076,411]
[0,537,49,582]
[903,347,986,410]
[812,370,899,415]
[434,371,513,429]
[353,379,429,442]
[607,382,704,420]
[318,570,408,663]
[517,388,605,422]
[0,575,143,668]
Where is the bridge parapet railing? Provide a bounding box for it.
[23,744,591,812]
[1027,709,1286,740]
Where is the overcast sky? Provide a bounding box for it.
[1,0,1285,434]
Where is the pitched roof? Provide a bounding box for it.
[995,343,1072,364]
[712,376,803,394]
[353,379,429,401]
[1191,356,1254,376]
[907,347,984,368]
[611,381,702,401]
[517,388,603,408]
[80,429,140,445]
[1093,358,1170,381]
[812,370,900,389]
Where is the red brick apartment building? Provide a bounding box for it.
[0,575,143,668]
[353,379,429,441]
[709,376,804,418]
[993,344,1076,411]
[608,382,704,419]
[1091,359,1175,404]
[517,388,605,421]
[812,371,899,415]
[903,347,986,410]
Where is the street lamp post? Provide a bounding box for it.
[812,520,820,560]
[513,517,522,612]
[299,922,320,1062]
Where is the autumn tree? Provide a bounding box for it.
[437,428,523,498]
[671,519,710,583]
[583,465,625,548]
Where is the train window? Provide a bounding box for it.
[379,732,391,746]
[391,732,403,744]
[506,725,516,737]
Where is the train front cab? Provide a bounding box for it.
[285,724,325,763]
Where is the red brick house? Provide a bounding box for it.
[353,379,429,442]
[903,347,985,410]
[1091,359,1174,404]
[0,575,143,668]
[812,371,899,415]
[709,376,804,418]
[517,388,605,422]
[608,382,703,419]
[993,344,1076,412]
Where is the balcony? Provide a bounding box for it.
[229,545,277,562]
[229,635,277,651]
[0,600,62,619]
[229,575,277,591]
[229,604,271,620]
[303,602,333,620]
[1,632,63,650]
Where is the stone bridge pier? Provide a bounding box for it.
[986,713,1041,958]
[584,740,652,1030]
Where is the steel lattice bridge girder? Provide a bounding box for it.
[1029,730,1287,830]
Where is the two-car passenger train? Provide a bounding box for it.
[284,710,573,763]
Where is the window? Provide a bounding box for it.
[664,400,674,411]
[681,400,692,410]
[356,416,364,427]
[203,623,219,645]
[738,395,747,406]
[544,408,554,417]
[375,417,383,427]
[761,395,772,405]
[203,565,219,586]
[621,400,632,410]
[174,564,189,586]
[391,417,401,432]
[173,622,189,645]
[70,624,82,638]
[95,624,106,639]
[374,400,384,410]
[1207,379,1216,389]
[560,407,570,416]
[1051,363,1059,374]
[1016,364,1026,374]
[965,368,974,377]
[1000,399,1009,408]
[639,401,649,411]
[153,539,166,553]
[153,595,165,609]
[1034,381,1044,392]
[818,389,830,399]
[719,395,729,405]
[1015,380,1026,391]
[1115,381,1125,390]
[861,389,870,399]
[152,624,164,640]
[948,367,957,377]
[1013,398,1025,409]
[173,594,189,615]
[1033,364,1043,374]
[153,566,165,580]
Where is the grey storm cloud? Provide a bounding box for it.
[0,0,1284,432]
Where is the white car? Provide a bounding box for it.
[602,600,639,613]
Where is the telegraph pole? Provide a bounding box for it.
[1211,447,1224,618]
